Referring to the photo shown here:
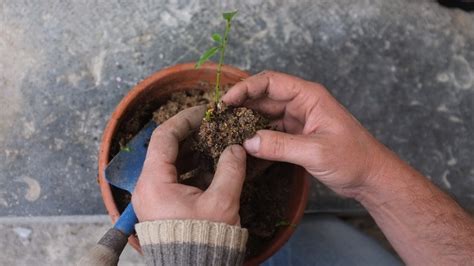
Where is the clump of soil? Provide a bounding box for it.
[150,89,290,258]
[194,103,269,166]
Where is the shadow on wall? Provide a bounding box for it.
[438,0,474,11]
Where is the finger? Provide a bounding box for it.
[243,130,315,167]
[265,114,304,134]
[223,70,320,126]
[141,105,206,183]
[206,145,247,203]
[222,70,306,106]
[244,97,286,118]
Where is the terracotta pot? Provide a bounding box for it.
[98,62,310,265]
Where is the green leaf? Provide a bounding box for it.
[204,108,214,121]
[212,33,222,43]
[195,46,219,69]
[120,145,131,152]
[223,10,238,21]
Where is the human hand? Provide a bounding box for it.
[132,106,247,226]
[223,71,388,198]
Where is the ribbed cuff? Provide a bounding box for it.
[136,220,248,266]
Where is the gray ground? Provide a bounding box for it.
[1,0,473,264]
[0,215,143,265]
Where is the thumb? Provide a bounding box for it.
[206,145,247,202]
[243,130,313,167]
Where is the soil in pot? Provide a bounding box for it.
[118,88,291,259]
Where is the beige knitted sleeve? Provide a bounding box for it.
[136,220,248,266]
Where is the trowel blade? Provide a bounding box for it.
[104,121,157,193]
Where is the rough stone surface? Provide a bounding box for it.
[0,0,473,215]
[0,215,144,265]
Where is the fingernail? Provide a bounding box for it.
[221,95,233,105]
[244,135,260,153]
[229,145,246,159]
[221,96,228,103]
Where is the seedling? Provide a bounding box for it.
[204,108,214,121]
[119,144,131,152]
[195,10,238,117]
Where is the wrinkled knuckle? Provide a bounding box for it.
[178,111,194,127]
[266,134,286,159]
[226,162,242,178]
[168,126,181,138]
[162,117,180,130]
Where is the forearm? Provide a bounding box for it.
[357,146,474,265]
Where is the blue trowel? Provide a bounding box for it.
[79,121,157,265]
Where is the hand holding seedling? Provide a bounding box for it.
[223,70,381,197]
[132,106,247,225]
[223,70,474,265]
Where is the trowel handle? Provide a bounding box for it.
[113,203,139,236]
[78,204,138,266]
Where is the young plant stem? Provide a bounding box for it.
[214,19,232,105]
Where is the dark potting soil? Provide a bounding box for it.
[127,89,291,258]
